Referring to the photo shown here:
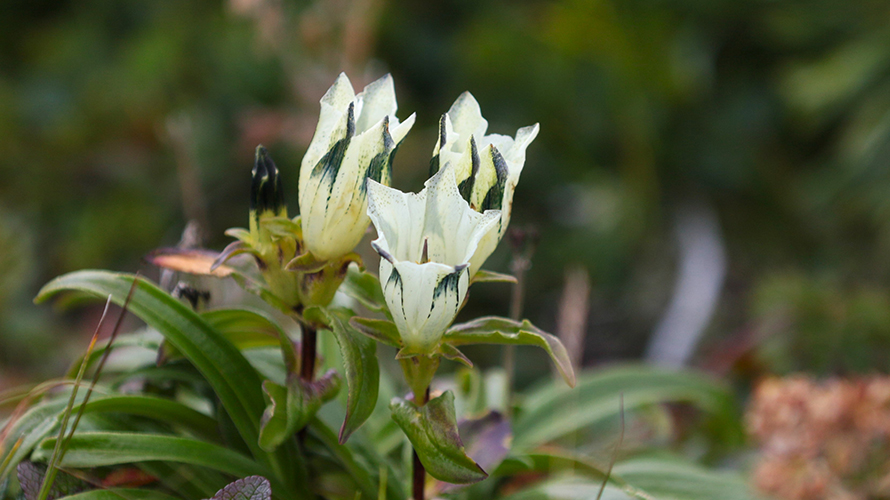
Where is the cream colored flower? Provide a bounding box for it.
[299,73,416,261]
[367,168,501,355]
[430,92,538,272]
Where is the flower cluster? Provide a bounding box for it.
[184,72,572,488]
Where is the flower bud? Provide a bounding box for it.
[299,73,416,261]
[250,145,287,234]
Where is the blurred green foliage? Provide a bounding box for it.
[4,0,890,381]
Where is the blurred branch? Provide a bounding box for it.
[646,202,726,367]
[163,115,209,238]
[557,266,590,372]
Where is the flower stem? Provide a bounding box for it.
[412,386,430,500]
[505,227,537,412]
[297,323,317,446]
[301,324,317,382]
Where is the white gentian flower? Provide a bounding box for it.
[300,73,416,261]
[430,92,539,273]
[367,168,501,355]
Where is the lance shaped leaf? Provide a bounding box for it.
[259,370,341,451]
[444,316,576,388]
[212,476,272,500]
[304,306,380,443]
[389,390,487,484]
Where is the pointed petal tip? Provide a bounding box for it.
[322,73,356,106]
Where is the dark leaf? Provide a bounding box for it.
[17,461,87,500]
[211,476,272,500]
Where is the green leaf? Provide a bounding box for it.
[58,489,181,500]
[339,268,387,315]
[259,370,341,451]
[304,417,382,500]
[203,308,297,373]
[389,391,487,484]
[36,432,288,498]
[348,317,401,347]
[514,365,740,449]
[74,395,220,442]
[34,271,303,494]
[444,316,576,388]
[212,476,271,500]
[612,456,764,500]
[471,269,517,284]
[304,307,380,444]
[1,399,69,480]
[498,477,640,500]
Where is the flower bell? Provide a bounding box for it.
[299,73,416,262]
[366,168,501,356]
[429,92,539,273]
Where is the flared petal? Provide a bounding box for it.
[428,93,539,272]
[368,168,501,354]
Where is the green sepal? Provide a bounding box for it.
[349,317,401,347]
[303,306,380,443]
[285,252,327,273]
[438,344,473,367]
[259,369,341,451]
[389,391,487,484]
[444,316,576,388]
[261,216,302,239]
[471,269,518,284]
[225,227,253,241]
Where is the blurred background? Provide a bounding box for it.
[5,0,890,462]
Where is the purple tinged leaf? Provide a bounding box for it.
[433,411,512,494]
[259,370,341,451]
[17,461,87,500]
[211,476,271,500]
